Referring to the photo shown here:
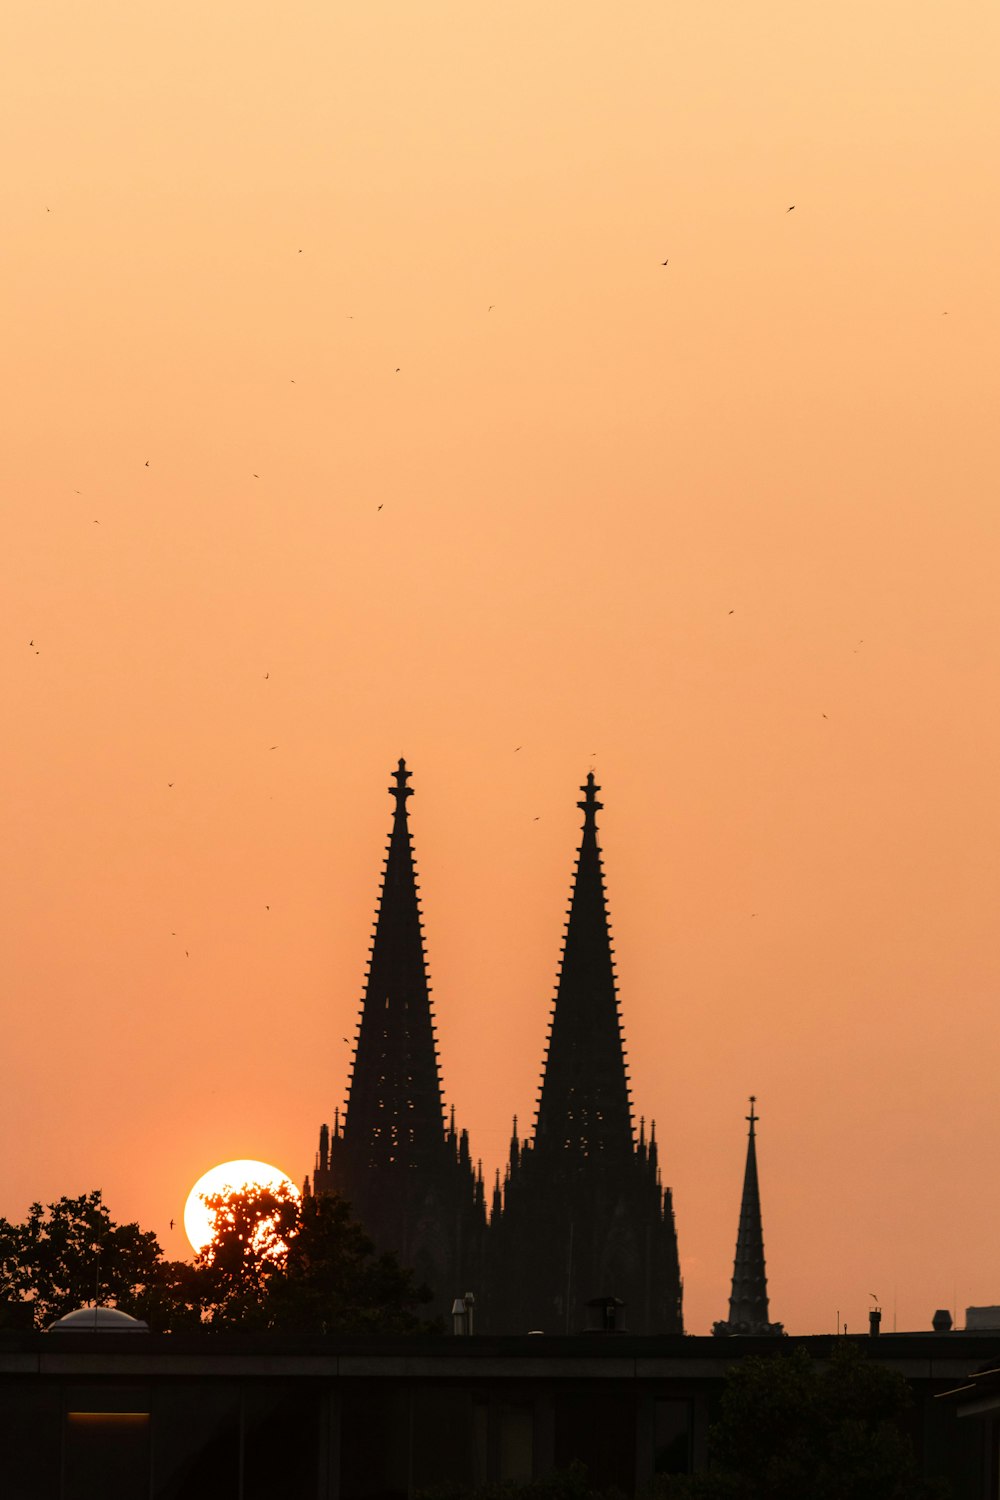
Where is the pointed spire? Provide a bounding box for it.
[714,1097,782,1336]
[534,774,633,1160]
[343,759,446,1168]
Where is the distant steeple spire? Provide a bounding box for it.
[714,1097,783,1337]
[533,773,632,1160]
[343,758,446,1167]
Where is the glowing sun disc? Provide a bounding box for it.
[183,1160,300,1254]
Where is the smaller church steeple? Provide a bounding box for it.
[713,1097,783,1337]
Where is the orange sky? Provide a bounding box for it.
[3,0,999,1335]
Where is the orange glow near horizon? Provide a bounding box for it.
[3,0,1000,1335]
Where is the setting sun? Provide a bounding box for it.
[183,1160,300,1255]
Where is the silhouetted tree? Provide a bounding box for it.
[0,1191,163,1328]
[192,1181,299,1328]
[265,1191,435,1333]
[649,1343,950,1500]
[192,1185,435,1332]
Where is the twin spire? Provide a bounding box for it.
[344,757,445,1169]
[534,772,634,1161]
[315,760,778,1334]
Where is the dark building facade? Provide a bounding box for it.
[308,760,484,1321]
[1,1325,995,1500]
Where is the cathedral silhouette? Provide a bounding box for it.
[307,760,775,1336]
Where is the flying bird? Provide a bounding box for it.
[169,1219,174,1230]
[786,204,795,212]
[144,459,149,466]
[395,367,400,373]
[661,259,669,266]
[377,504,383,511]
[269,745,278,750]
[28,639,33,647]
[264,672,269,679]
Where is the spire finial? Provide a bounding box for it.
[747,1095,757,1135]
[390,757,413,809]
[577,771,603,828]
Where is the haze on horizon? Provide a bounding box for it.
[2,0,999,1335]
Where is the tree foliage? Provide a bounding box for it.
[651,1342,950,1500]
[192,1185,436,1333]
[0,1185,436,1334]
[0,1191,163,1328]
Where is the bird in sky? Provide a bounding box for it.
[253,473,259,478]
[395,367,400,373]
[661,259,669,266]
[377,504,383,511]
[514,746,522,752]
[787,204,795,212]
[488,304,494,311]
[169,1219,174,1230]
[28,639,33,646]
[167,782,173,788]
[144,459,149,466]
[269,745,278,750]
[264,672,269,679]
[728,609,734,614]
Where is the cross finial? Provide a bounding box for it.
[577,771,603,827]
[389,757,413,808]
[747,1095,758,1133]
